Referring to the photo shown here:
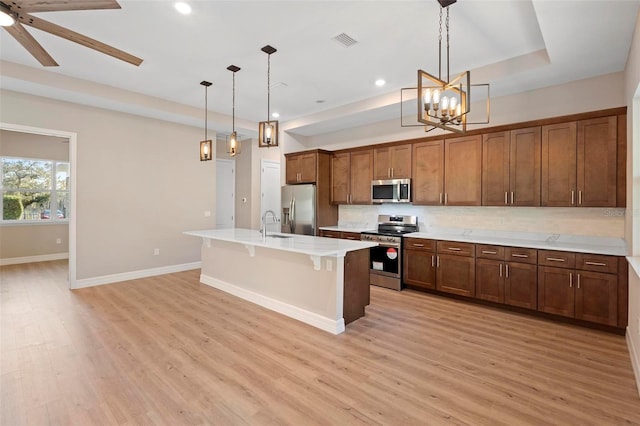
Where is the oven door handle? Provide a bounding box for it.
[376,243,401,248]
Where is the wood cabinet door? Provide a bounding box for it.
[475,259,504,303]
[542,122,577,206]
[350,150,373,204]
[373,147,392,179]
[319,230,341,238]
[510,127,541,206]
[330,153,350,204]
[505,262,537,310]
[482,131,510,206]
[537,266,574,318]
[444,135,482,206]
[412,140,444,205]
[285,155,300,184]
[298,153,317,183]
[403,249,436,290]
[577,116,617,207]
[390,144,412,178]
[436,254,475,297]
[575,270,617,326]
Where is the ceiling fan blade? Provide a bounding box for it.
[19,13,143,66]
[3,22,58,66]
[15,0,121,13]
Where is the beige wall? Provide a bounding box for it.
[0,130,70,260]
[1,89,215,280]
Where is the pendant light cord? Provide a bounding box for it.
[232,72,235,133]
[446,6,450,83]
[438,7,442,81]
[267,53,271,124]
[204,85,208,140]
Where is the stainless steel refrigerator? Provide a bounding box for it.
[281,184,316,236]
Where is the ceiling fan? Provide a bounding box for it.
[0,0,142,67]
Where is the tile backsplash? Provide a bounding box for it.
[338,205,625,238]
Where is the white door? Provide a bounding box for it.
[261,160,281,232]
[216,159,235,228]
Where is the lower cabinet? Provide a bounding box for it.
[319,230,361,240]
[403,248,436,290]
[504,262,538,310]
[437,254,475,297]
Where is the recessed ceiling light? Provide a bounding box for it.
[272,112,280,118]
[174,2,191,15]
[375,79,386,87]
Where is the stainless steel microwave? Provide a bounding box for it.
[371,179,411,203]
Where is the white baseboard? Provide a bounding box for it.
[72,261,201,289]
[200,274,346,335]
[0,252,68,266]
[626,329,640,397]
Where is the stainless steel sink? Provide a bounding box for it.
[267,234,293,239]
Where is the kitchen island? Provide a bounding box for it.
[184,228,377,334]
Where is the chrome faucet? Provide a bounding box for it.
[260,210,277,239]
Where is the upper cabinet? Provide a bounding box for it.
[286,152,317,184]
[482,127,541,206]
[542,116,617,207]
[373,144,412,180]
[412,140,444,205]
[331,150,373,205]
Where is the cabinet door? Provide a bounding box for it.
[444,135,482,206]
[350,150,373,204]
[285,155,301,184]
[577,116,617,207]
[538,266,574,318]
[412,140,444,205]
[373,147,392,179]
[390,144,412,178]
[298,153,317,183]
[575,271,617,326]
[482,131,510,206]
[320,230,341,238]
[330,153,350,204]
[436,254,475,297]
[341,232,361,241]
[403,250,436,290]
[505,262,537,310]
[476,259,504,303]
[510,127,541,206]
[542,122,577,206]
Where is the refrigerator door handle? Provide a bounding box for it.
[290,197,296,233]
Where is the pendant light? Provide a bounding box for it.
[226,65,241,157]
[199,80,213,161]
[258,45,279,148]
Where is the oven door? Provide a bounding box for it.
[369,243,401,278]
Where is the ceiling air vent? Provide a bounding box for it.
[333,33,358,47]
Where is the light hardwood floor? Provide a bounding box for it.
[1,260,639,425]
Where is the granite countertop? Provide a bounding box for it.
[404,227,627,256]
[184,228,377,257]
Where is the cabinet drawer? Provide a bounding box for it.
[575,253,618,274]
[404,238,436,252]
[437,241,475,257]
[320,230,341,239]
[341,232,361,241]
[505,247,537,264]
[538,250,575,268]
[476,244,505,260]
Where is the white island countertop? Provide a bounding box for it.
[184,228,377,257]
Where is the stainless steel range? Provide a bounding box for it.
[361,215,418,291]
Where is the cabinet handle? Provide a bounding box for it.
[391,167,394,178]
[439,193,443,205]
[504,192,508,205]
[569,273,573,288]
[447,247,462,251]
[577,273,581,289]
[444,193,448,205]
[431,255,435,267]
[482,250,497,255]
[511,192,514,205]
[571,190,575,205]
[412,243,425,247]
[585,261,607,267]
[499,263,503,277]
[579,190,583,205]
[437,256,440,267]
[511,253,528,258]
[505,264,509,278]
[546,257,566,262]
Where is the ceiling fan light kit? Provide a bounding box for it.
[258,44,279,148]
[1,0,142,67]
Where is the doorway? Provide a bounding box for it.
[261,159,281,232]
[216,158,235,228]
[0,122,77,288]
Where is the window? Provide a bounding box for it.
[1,156,70,223]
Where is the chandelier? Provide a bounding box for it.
[417,0,489,133]
[259,45,279,148]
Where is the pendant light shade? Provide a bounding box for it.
[259,45,279,148]
[226,65,241,157]
[199,80,213,161]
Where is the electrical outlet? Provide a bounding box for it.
[326,259,332,271]
[153,248,160,256]
[56,238,62,244]
[204,211,211,217]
